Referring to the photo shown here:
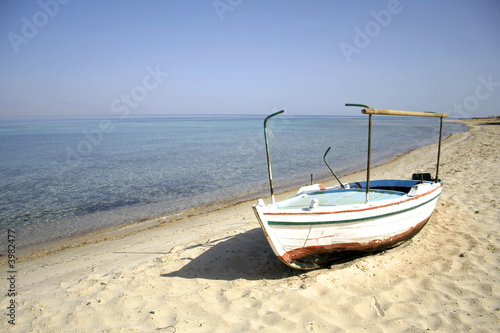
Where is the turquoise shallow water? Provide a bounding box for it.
[0,115,465,249]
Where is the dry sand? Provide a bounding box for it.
[1,119,499,332]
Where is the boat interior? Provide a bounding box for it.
[275,178,437,210]
[349,173,437,194]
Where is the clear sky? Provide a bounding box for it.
[1,0,499,118]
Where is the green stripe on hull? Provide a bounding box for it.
[267,193,440,226]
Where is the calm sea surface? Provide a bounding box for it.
[0,115,465,250]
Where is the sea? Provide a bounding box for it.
[0,114,466,252]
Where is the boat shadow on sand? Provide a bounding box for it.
[160,228,374,281]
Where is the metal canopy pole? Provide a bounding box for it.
[435,116,444,183]
[366,114,372,203]
[264,110,284,204]
[345,103,373,203]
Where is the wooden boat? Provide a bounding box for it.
[252,104,448,270]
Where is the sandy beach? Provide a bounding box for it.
[1,119,499,332]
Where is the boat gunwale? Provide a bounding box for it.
[262,184,441,217]
[274,188,407,211]
[266,192,440,225]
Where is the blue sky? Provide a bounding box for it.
[1,0,499,118]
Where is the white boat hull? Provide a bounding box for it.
[253,180,441,270]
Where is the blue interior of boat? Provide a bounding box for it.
[349,179,420,194]
[276,188,406,210]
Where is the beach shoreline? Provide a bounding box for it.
[1,118,498,331]
[6,119,466,262]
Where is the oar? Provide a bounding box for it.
[264,110,284,204]
[323,147,345,189]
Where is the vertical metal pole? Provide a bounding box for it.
[435,116,443,183]
[264,110,284,204]
[366,114,372,203]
